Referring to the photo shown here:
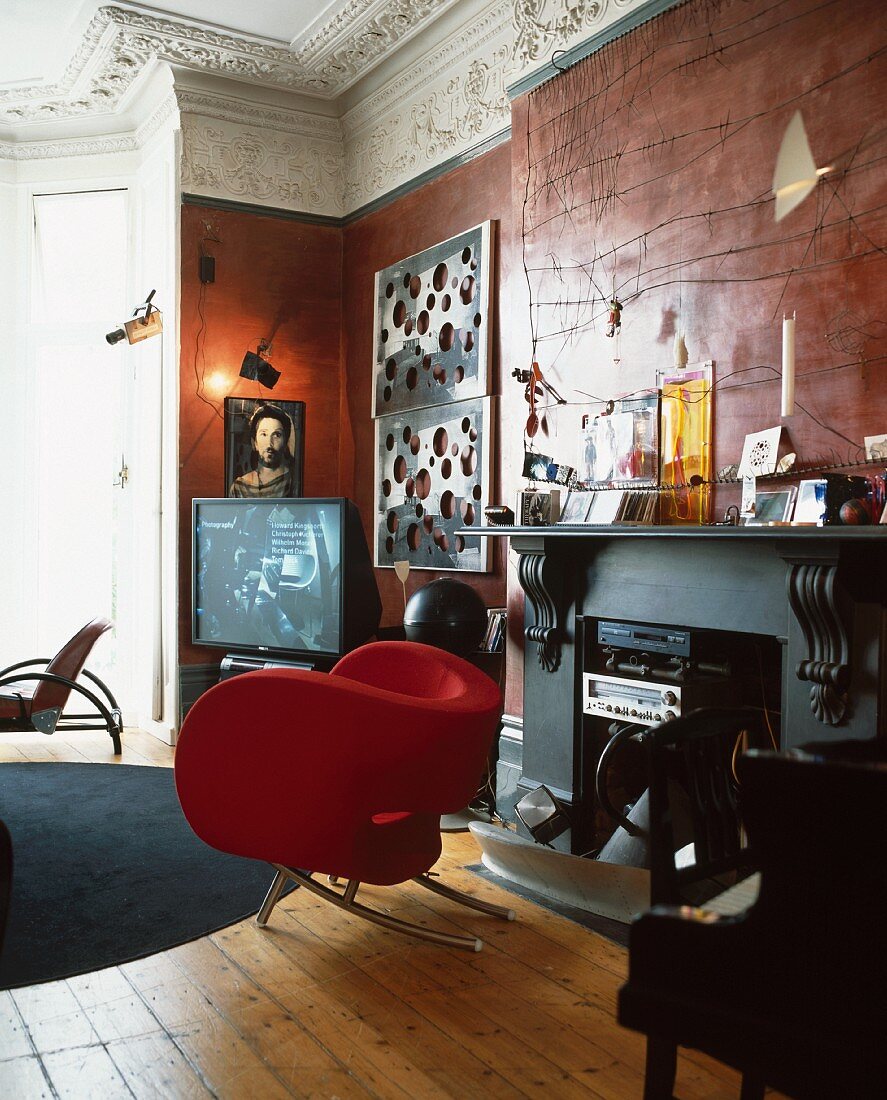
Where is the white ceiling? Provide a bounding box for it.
[1,1,352,87]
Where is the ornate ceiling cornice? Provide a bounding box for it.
[1,0,655,215]
[175,90,342,142]
[296,0,463,82]
[0,134,136,161]
[0,89,178,161]
[0,2,460,132]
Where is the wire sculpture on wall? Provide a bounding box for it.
[517,0,886,483]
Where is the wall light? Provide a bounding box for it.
[773,111,887,223]
[240,340,280,388]
[204,371,228,397]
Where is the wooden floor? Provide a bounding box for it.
[1,729,767,1099]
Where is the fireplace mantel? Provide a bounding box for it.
[483,526,884,691]
[474,524,886,845]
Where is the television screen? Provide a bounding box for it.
[193,498,380,661]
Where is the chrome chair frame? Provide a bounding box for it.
[257,864,515,952]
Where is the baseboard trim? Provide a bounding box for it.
[179,663,218,721]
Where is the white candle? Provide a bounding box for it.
[781,311,796,417]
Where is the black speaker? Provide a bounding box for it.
[403,578,487,656]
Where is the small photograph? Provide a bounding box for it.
[557,490,595,524]
[745,487,797,525]
[517,489,560,526]
[864,434,887,462]
[794,479,828,525]
[522,449,553,482]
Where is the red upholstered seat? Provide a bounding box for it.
[174,640,513,949]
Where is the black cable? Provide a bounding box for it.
[193,279,223,420]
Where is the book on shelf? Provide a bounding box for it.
[479,607,506,653]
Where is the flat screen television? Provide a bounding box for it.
[192,497,381,664]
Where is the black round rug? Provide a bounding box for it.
[0,763,288,990]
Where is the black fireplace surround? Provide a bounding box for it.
[479,527,886,852]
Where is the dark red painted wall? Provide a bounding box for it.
[341,141,525,711]
[177,0,885,724]
[512,0,886,502]
[179,204,342,664]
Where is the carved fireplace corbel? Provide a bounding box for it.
[513,541,562,673]
[784,555,851,726]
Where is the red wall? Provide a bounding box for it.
[511,0,886,503]
[341,141,526,711]
[179,151,522,693]
[177,0,885,724]
[179,204,343,664]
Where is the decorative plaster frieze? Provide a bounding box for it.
[180,114,344,218]
[344,0,512,134]
[511,0,646,72]
[342,1,512,212]
[1,0,661,212]
[406,49,511,159]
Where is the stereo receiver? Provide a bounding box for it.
[583,671,681,726]
[583,669,735,727]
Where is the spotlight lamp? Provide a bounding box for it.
[106,289,163,345]
[239,339,281,389]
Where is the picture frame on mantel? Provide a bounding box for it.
[225,397,305,499]
[371,222,493,417]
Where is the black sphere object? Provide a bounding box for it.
[403,578,487,656]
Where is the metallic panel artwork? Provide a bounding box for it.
[372,222,492,416]
[375,397,493,571]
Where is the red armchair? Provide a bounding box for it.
[0,617,122,754]
[175,640,514,950]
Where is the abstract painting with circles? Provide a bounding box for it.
[372,222,492,417]
[375,397,493,571]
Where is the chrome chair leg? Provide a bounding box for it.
[256,867,290,926]
[269,865,484,951]
[413,873,516,921]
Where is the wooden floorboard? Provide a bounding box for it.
[0,728,786,1098]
